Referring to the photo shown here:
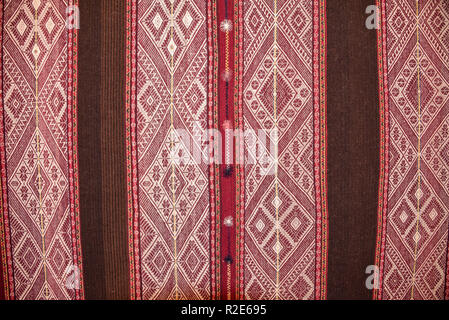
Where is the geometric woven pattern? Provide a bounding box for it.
[127,0,327,300]
[378,0,449,300]
[133,0,210,300]
[1,0,82,300]
[243,0,323,300]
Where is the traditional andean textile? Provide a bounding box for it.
[374,0,449,300]
[1,0,449,301]
[0,0,83,300]
[126,0,328,300]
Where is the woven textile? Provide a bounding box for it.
[375,0,449,300]
[242,0,326,300]
[130,0,211,300]
[3,0,448,301]
[0,0,82,300]
[126,0,328,300]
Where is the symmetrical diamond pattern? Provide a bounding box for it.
[382,0,449,300]
[3,0,77,299]
[137,0,210,300]
[243,0,316,300]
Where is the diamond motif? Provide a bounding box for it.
[273,241,283,254]
[406,74,435,110]
[45,17,55,33]
[32,0,41,10]
[152,13,163,30]
[167,38,177,56]
[429,208,437,221]
[415,187,423,200]
[142,239,173,284]
[3,0,76,300]
[400,210,408,223]
[261,73,294,116]
[413,231,421,244]
[153,251,167,272]
[47,238,71,278]
[178,240,207,284]
[291,217,301,230]
[23,247,37,270]
[32,43,40,60]
[256,219,265,232]
[244,0,316,300]
[286,6,307,36]
[183,12,193,28]
[17,19,27,36]
[272,196,282,209]
[141,0,203,72]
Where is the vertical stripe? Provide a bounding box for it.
[78,0,104,300]
[327,0,380,300]
[410,0,422,300]
[79,0,129,300]
[100,0,128,300]
[373,0,390,300]
[0,0,9,300]
[376,0,449,300]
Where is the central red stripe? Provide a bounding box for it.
[217,0,237,300]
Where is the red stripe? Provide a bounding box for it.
[208,0,219,299]
[373,0,389,300]
[446,235,449,299]
[126,0,140,300]
[313,0,328,300]
[67,0,84,300]
[234,0,245,300]
[217,0,236,300]
[0,1,14,300]
[0,2,5,300]
[0,245,3,300]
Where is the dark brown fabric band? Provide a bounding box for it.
[327,0,380,300]
[79,0,129,300]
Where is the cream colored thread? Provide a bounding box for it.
[411,0,422,300]
[273,0,280,300]
[169,1,179,300]
[34,4,49,300]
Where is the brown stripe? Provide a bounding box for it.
[79,0,129,299]
[326,0,379,300]
[78,0,104,299]
[100,0,128,300]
